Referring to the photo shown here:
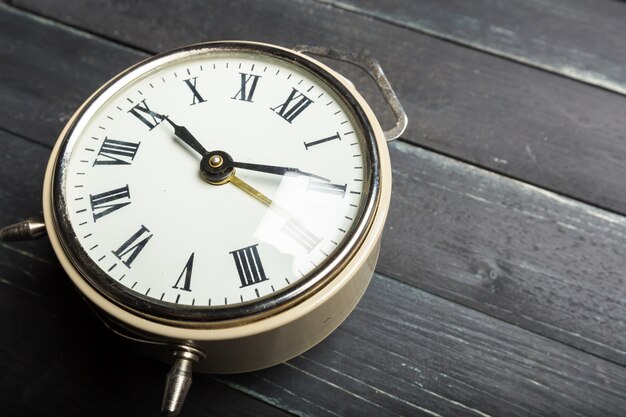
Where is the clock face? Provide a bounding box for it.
[54,43,378,321]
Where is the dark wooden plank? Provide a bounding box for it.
[0,132,293,417]
[5,223,625,415]
[0,5,145,146]
[7,2,626,219]
[383,141,626,365]
[221,273,626,417]
[317,0,626,95]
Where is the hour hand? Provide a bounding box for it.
[231,161,330,182]
[163,116,209,157]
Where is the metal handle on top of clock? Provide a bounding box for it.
[294,44,407,142]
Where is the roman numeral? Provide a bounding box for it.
[112,225,153,268]
[308,180,347,197]
[172,252,194,292]
[94,138,140,166]
[232,73,261,102]
[89,185,131,222]
[128,99,165,129]
[230,244,268,287]
[304,132,341,150]
[183,77,206,105]
[282,221,321,252]
[271,88,313,123]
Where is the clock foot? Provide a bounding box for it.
[161,346,204,417]
[0,218,46,241]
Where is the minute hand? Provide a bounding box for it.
[231,161,330,182]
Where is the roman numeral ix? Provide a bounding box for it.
[271,88,313,123]
[172,252,194,292]
[112,225,153,268]
[94,138,140,166]
[128,99,165,130]
[232,72,261,102]
[89,185,131,222]
[230,244,268,287]
[183,77,206,105]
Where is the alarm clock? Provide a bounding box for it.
[0,41,406,416]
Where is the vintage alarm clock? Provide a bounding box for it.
[0,41,406,415]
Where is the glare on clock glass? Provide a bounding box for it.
[62,51,368,308]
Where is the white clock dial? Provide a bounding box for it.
[56,46,375,317]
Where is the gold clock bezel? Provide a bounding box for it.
[48,41,382,326]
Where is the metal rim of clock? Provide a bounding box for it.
[51,41,381,324]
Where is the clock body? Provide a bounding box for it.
[42,41,392,373]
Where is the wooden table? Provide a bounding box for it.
[1,1,625,415]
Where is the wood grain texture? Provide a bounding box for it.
[0,0,625,366]
[0,6,145,146]
[384,141,626,365]
[222,274,626,417]
[316,0,626,95]
[1,129,625,415]
[8,0,626,218]
[2,2,626,416]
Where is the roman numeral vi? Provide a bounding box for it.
[230,244,268,287]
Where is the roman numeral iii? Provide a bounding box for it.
[230,244,268,287]
[232,73,261,102]
[89,185,131,222]
[183,77,206,105]
[308,180,347,197]
[94,138,140,166]
[112,225,153,268]
[128,99,165,130]
[172,253,194,292]
[271,88,313,123]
